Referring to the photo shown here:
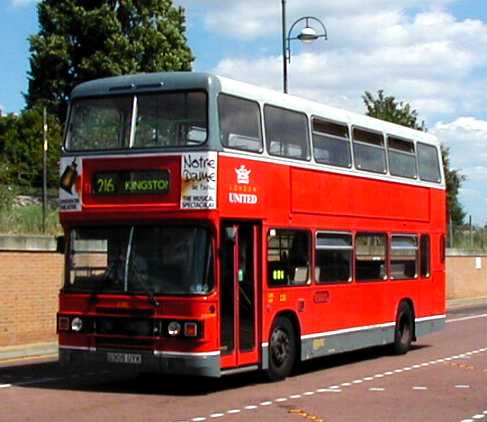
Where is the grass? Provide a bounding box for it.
[0,204,61,235]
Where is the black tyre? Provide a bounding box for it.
[392,302,414,355]
[267,316,296,381]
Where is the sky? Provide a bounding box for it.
[1,0,487,226]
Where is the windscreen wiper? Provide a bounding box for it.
[130,263,160,308]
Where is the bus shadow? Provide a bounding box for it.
[7,344,431,396]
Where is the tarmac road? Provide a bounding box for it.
[1,305,487,422]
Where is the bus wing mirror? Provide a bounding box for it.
[56,235,65,254]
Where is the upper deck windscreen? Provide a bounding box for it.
[66,91,207,151]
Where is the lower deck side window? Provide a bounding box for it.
[355,233,387,281]
[391,235,418,280]
[267,229,310,286]
[315,232,352,283]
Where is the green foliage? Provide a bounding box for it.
[441,145,466,226]
[362,90,466,227]
[363,90,424,130]
[26,0,193,122]
[0,107,62,188]
[0,203,61,235]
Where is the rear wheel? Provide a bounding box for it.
[393,302,414,355]
[267,316,296,381]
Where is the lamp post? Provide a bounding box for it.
[281,0,327,93]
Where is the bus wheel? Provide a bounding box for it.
[393,302,414,355]
[267,316,296,381]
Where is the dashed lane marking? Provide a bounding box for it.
[460,410,487,422]
[179,345,487,421]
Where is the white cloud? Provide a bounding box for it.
[207,7,487,125]
[432,117,487,175]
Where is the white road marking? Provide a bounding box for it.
[209,413,224,418]
[448,313,487,324]
[182,340,487,422]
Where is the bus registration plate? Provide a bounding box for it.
[107,352,142,365]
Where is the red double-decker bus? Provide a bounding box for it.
[57,72,445,380]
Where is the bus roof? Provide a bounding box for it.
[71,71,439,147]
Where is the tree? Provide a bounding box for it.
[0,107,62,188]
[363,90,424,131]
[363,90,466,226]
[25,0,193,122]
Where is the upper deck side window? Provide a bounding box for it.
[387,136,417,179]
[65,91,208,151]
[352,128,387,174]
[218,94,263,153]
[417,142,442,183]
[312,118,352,168]
[264,105,310,161]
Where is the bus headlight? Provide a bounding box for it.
[167,321,181,336]
[71,317,83,332]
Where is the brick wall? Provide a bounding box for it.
[1,236,486,349]
[446,251,487,300]
[0,236,63,347]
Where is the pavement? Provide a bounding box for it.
[2,296,487,365]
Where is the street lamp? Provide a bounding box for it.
[281,0,327,93]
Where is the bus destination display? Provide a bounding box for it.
[93,169,170,195]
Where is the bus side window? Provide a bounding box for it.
[418,143,441,183]
[355,233,387,281]
[315,232,353,283]
[218,94,263,153]
[264,105,310,161]
[390,235,418,280]
[267,229,310,286]
[420,234,431,278]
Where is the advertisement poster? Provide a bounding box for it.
[180,152,217,209]
[59,156,82,212]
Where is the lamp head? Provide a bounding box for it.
[297,26,319,43]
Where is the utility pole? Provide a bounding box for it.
[42,107,48,234]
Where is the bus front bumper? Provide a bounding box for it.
[59,347,221,377]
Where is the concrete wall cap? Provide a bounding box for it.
[0,235,57,252]
[447,248,487,257]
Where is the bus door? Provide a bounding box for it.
[220,222,259,369]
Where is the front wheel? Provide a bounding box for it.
[392,302,414,355]
[267,316,296,381]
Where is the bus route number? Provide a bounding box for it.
[96,176,115,194]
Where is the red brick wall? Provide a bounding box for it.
[0,250,63,347]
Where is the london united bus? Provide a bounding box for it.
[57,72,446,380]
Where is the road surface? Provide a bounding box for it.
[1,305,487,422]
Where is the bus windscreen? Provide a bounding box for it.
[65,226,214,295]
[66,91,207,151]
